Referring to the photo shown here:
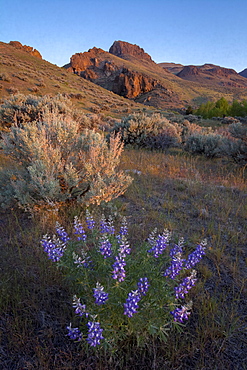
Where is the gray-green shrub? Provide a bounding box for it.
[184,133,223,158]
[221,122,247,164]
[110,113,182,150]
[0,110,132,212]
[0,93,74,128]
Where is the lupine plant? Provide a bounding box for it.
[41,212,206,349]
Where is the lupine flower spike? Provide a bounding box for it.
[41,234,66,262]
[55,222,70,243]
[74,216,87,241]
[185,240,207,269]
[117,234,131,257]
[86,321,104,347]
[72,250,91,268]
[119,216,128,236]
[99,235,113,258]
[72,295,89,317]
[148,229,171,257]
[112,255,126,282]
[164,249,185,279]
[93,282,109,305]
[174,270,197,299]
[85,209,95,229]
[66,323,82,341]
[170,302,192,323]
[137,277,150,296]
[170,238,184,258]
[123,290,141,317]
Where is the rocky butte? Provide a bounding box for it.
[109,40,153,63]
[9,41,42,59]
[64,40,247,109]
[64,40,180,107]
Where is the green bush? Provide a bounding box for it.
[110,113,182,150]
[0,110,132,212]
[194,97,247,119]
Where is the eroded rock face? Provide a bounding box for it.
[112,68,159,98]
[69,47,105,73]
[65,41,181,107]
[109,40,153,62]
[9,41,42,59]
[66,47,159,99]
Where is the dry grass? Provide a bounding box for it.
[0,148,247,369]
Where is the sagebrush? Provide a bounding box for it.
[0,110,132,212]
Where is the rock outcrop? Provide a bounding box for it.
[111,68,159,98]
[9,41,42,59]
[65,44,179,106]
[109,40,153,62]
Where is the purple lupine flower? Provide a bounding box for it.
[137,277,150,296]
[67,323,82,341]
[185,240,207,269]
[100,214,115,234]
[170,304,192,323]
[119,216,128,236]
[93,282,109,305]
[99,235,113,258]
[174,270,197,299]
[72,295,89,317]
[148,229,171,258]
[170,238,184,258]
[86,209,95,229]
[41,234,66,262]
[123,290,141,317]
[163,254,185,279]
[86,321,104,347]
[117,234,131,258]
[147,228,157,247]
[72,250,91,268]
[99,214,108,234]
[73,216,87,241]
[55,222,70,243]
[112,255,126,282]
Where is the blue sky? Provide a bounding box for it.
[1,0,246,72]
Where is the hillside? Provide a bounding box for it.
[65,40,247,108]
[1,40,247,112]
[0,41,148,117]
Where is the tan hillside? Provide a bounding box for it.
[0,41,149,117]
